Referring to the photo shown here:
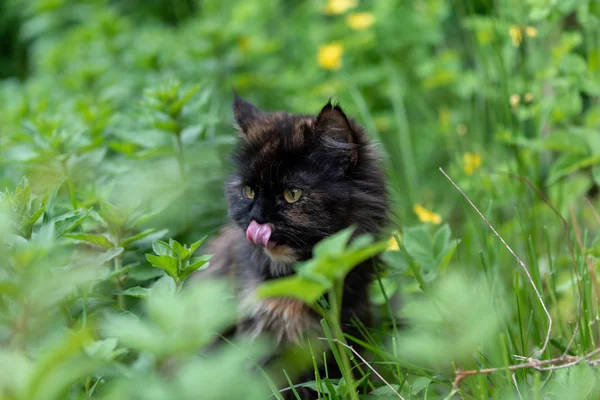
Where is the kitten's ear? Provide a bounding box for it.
[233,90,263,134]
[314,101,353,143]
[314,101,358,166]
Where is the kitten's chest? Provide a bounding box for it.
[237,282,319,344]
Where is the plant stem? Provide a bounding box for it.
[114,256,125,310]
[62,161,78,209]
[174,133,186,180]
[394,234,428,292]
[329,281,360,400]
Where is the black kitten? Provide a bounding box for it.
[202,93,389,397]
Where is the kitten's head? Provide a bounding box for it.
[226,93,388,267]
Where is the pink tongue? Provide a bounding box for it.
[246,221,276,249]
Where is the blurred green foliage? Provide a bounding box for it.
[1,0,600,398]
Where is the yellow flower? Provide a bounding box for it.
[509,25,522,46]
[325,0,357,15]
[463,152,482,176]
[318,43,344,70]
[413,204,442,225]
[525,26,537,37]
[346,12,375,31]
[387,232,401,251]
[524,92,533,103]
[509,93,521,108]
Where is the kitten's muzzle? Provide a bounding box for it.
[246,221,277,249]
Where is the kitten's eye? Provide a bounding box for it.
[243,185,255,199]
[283,188,303,203]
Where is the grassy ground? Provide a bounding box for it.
[0,0,599,399]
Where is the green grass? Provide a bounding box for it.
[1,0,600,399]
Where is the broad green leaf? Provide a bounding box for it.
[146,254,179,279]
[116,286,152,299]
[369,277,397,306]
[84,338,127,361]
[53,208,91,237]
[257,275,326,304]
[152,240,172,256]
[381,250,409,273]
[66,233,114,249]
[180,254,213,280]
[542,131,591,154]
[433,224,451,256]
[313,226,354,258]
[542,363,600,399]
[172,240,190,260]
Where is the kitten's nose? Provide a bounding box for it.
[249,203,268,224]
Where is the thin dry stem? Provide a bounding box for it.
[453,346,600,389]
[319,338,405,400]
[440,168,552,357]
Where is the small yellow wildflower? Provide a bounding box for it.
[325,0,357,15]
[509,25,522,46]
[346,12,375,31]
[318,43,344,70]
[387,232,401,251]
[457,123,468,136]
[413,204,442,225]
[509,94,521,108]
[524,92,533,103]
[463,152,482,175]
[525,26,537,37]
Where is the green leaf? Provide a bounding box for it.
[188,235,207,256]
[120,228,159,248]
[547,153,600,184]
[94,247,124,265]
[541,131,590,154]
[171,240,190,260]
[115,286,152,299]
[257,275,326,304]
[369,277,397,306]
[53,208,91,237]
[66,233,114,249]
[313,226,354,258]
[179,254,213,280]
[412,377,432,395]
[145,254,179,279]
[433,224,451,256]
[152,240,172,256]
[169,84,201,117]
[84,338,127,361]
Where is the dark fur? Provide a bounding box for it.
[202,93,389,398]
